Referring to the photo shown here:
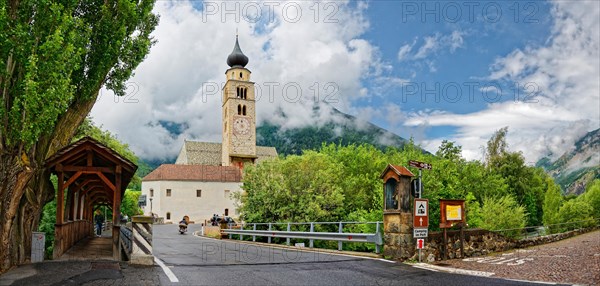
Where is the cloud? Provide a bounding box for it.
[403,1,599,162]
[398,30,465,62]
[90,0,383,160]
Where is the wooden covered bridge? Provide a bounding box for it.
[45,137,137,259]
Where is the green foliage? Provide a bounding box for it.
[543,177,563,233]
[38,198,57,259]
[484,128,547,226]
[0,0,158,148]
[75,117,143,190]
[557,199,594,232]
[120,190,143,218]
[480,195,526,238]
[581,179,600,219]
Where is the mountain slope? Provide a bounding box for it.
[537,128,600,195]
[256,108,410,156]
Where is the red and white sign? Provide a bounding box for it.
[409,160,432,170]
[417,239,424,249]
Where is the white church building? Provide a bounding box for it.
[141,36,277,223]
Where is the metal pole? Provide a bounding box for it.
[286,223,291,246]
[240,224,243,241]
[268,223,272,244]
[309,223,314,248]
[338,222,343,251]
[228,223,232,239]
[375,222,381,254]
[418,169,422,198]
[253,223,256,242]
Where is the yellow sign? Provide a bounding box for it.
[446,205,462,220]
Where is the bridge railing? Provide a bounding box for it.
[222,221,383,254]
[119,226,133,260]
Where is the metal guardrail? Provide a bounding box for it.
[221,221,383,254]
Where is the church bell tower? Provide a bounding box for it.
[222,36,257,168]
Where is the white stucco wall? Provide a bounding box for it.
[141,180,241,224]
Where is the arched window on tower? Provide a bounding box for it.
[239,72,243,79]
[242,105,247,116]
[237,104,242,115]
[231,72,234,79]
[236,87,240,98]
[243,88,247,99]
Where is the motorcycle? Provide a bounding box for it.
[179,223,188,234]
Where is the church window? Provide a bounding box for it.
[239,72,243,79]
[243,88,247,99]
[224,208,229,216]
[236,87,240,98]
[166,189,172,197]
[197,189,202,197]
[150,189,154,197]
[231,72,234,79]
[242,105,247,115]
[237,104,242,115]
[166,212,171,220]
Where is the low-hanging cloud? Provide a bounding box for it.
[90,0,385,160]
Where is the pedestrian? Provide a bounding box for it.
[94,209,103,237]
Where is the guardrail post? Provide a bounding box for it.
[240,224,243,241]
[309,223,314,248]
[286,223,291,246]
[268,223,272,244]
[375,222,381,254]
[228,223,232,239]
[338,222,343,251]
[253,224,256,242]
[130,216,153,265]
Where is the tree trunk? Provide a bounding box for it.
[0,95,97,273]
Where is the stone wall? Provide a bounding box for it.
[411,226,598,262]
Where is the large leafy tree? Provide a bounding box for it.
[0,0,157,272]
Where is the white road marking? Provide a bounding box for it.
[155,257,179,283]
[412,263,495,277]
[504,278,556,285]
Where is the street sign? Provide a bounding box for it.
[417,238,424,249]
[413,228,428,238]
[413,199,429,228]
[409,160,432,170]
[138,194,147,207]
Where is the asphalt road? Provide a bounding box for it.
[152,225,549,286]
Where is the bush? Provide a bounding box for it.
[557,199,594,232]
[480,195,526,238]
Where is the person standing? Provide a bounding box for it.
[94,209,103,237]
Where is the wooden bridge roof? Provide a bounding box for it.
[45,136,137,208]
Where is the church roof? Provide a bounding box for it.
[175,140,278,165]
[226,36,249,68]
[142,164,241,182]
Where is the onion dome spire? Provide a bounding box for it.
[226,35,249,68]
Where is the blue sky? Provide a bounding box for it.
[90,0,599,163]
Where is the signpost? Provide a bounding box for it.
[409,160,432,263]
[439,199,466,260]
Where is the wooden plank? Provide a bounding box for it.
[97,172,116,191]
[62,166,115,173]
[57,172,65,224]
[61,171,83,191]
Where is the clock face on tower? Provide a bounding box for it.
[233,116,250,135]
